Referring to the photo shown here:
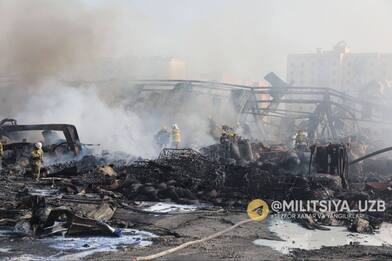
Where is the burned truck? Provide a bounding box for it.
[0,118,82,168]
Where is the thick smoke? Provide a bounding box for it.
[0,0,118,114]
[15,83,157,157]
[0,0,160,157]
[0,0,240,157]
[0,0,114,84]
[2,0,390,156]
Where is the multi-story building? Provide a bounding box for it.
[287,42,392,95]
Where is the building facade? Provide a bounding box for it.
[287,42,392,95]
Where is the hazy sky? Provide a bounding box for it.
[2,0,392,81]
[96,0,392,80]
[1,0,391,154]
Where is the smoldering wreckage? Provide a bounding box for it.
[2,75,392,259]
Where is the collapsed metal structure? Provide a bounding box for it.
[128,74,391,141]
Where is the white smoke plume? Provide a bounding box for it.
[0,0,162,157]
[15,83,157,157]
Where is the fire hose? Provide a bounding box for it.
[350,146,392,165]
[133,218,253,261]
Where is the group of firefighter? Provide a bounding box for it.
[154,120,249,151]
[153,118,307,148]
[0,139,44,181]
[154,124,181,149]
[0,120,360,184]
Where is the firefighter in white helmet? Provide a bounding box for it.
[31,142,44,181]
[171,124,181,149]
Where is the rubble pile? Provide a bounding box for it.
[1,139,392,242]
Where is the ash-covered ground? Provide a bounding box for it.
[2,137,392,260]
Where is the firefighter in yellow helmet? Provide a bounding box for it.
[31,142,44,181]
[295,129,308,150]
[171,124,181,149]
[221,125,238,143]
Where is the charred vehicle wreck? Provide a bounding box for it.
[0,118,83,170]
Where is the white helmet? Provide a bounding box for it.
[172,124,179,129]
[35,142,42,149]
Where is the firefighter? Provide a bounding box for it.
[155,126,171,149]
[171,124,181,149]
[221,125,238,143]
[295,129,308,150]
[219,125,241,159]
[31,142,44,181]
